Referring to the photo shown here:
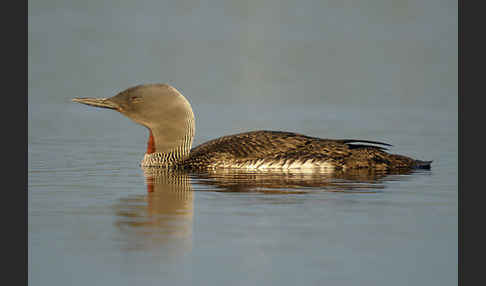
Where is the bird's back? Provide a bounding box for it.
[183,130,425,170]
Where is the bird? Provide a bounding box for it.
[72,84,432,171]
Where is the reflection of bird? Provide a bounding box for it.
[73,84,432,171]
[113,169,193,253]
[189,168,415,193]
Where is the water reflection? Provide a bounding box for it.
[113,169,193,254]
[112,167,425,254]
[189,168,420,193]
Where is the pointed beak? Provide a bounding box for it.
[72,97,119,110]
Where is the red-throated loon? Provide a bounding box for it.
[72,84,432,171]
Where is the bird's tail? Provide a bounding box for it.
[413,160,433,169]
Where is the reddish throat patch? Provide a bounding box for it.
[146,130,155,154]
[147,181,154,193]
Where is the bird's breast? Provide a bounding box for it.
[202,157,337,171]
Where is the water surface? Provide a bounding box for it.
[29,101,457,286]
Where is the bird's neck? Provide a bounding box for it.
[141,119,195,168]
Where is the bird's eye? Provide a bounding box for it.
[130,96,143,103]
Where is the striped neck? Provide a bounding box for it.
[141,151,188,168]
[141,116,195,168]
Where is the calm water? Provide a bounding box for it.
[29,102,457,286]
[29,0,457,285]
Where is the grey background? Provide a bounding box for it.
[29,0,456,107]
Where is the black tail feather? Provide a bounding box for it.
[338,139,392,151]
[338,139,393,147]
[413,160,433,169]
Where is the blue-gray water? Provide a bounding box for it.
[29,0,457,285]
